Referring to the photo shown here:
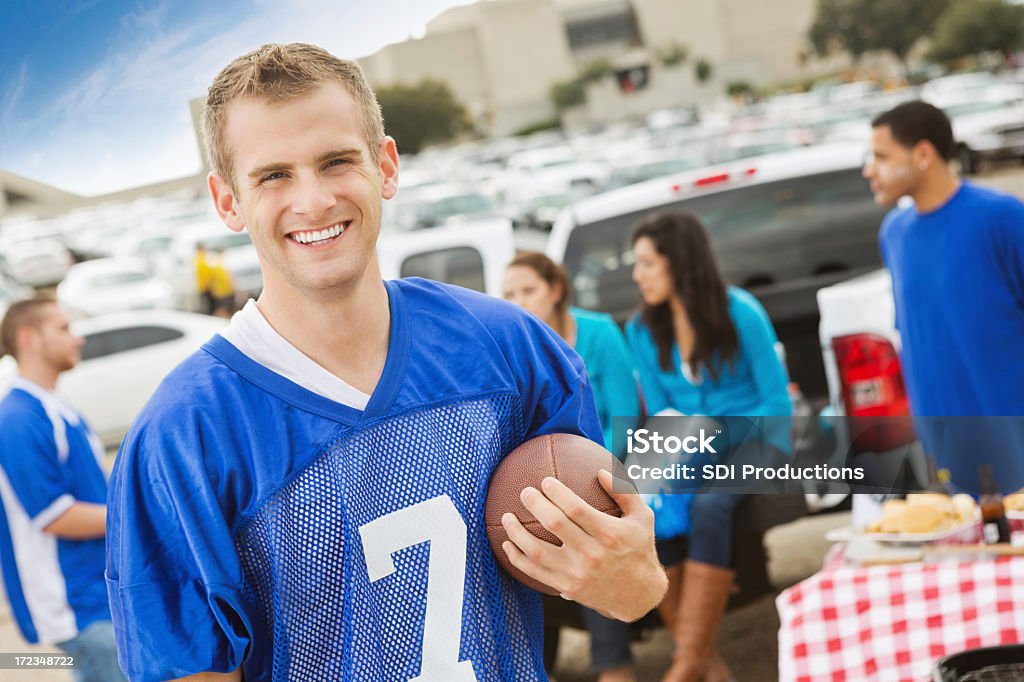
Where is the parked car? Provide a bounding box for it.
[547,143,891,398]
[0,269,32,319]
[947,100,1024,175]
[378,219,515,297]
[221,247,263,303]
[0,238,74,288]
[111,230,175,266]
[501,146,613,202]
[384,184,506,231]
[57,257,175,318]
[506,186,599,231]
[920,71,1004,103]
[605,154,704,190]
[0,310,227,448]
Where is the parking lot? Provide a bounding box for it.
[1,112,1023,681]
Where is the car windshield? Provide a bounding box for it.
[561,168,886,316]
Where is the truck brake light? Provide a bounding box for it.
[832,333,915,453]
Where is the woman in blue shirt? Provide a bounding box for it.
[627,211,791,682]
[504,252,647,682]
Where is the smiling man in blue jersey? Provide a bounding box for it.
[105,43,666,682]
[0,297,127,682]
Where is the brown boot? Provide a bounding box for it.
[660,560,735,682]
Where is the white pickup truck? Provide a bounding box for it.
[815,267,926,520]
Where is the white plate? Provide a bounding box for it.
[824,526,855,543]
[862,521,978,544]
[1007,510,1024,520]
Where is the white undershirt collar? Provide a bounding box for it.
[220,300,371,410]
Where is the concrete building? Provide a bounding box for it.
[0,170,82,219]
[360,0,579,135]
[359,0,845,135]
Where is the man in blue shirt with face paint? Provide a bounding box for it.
[864,100,1024,494]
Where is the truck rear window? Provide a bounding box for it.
[562,169,886,317]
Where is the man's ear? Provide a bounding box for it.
[14,326,37,357]
[913,140,939,170]
[208,172,246,233]
[378,136,399,201]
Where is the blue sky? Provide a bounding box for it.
[0,0,468,196]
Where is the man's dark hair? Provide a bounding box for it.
[872,100,955,162]
[0,295,56,360]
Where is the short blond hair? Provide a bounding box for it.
[202,43,385,189]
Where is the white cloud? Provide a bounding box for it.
[3,0,464,196]
[0,60,30,157]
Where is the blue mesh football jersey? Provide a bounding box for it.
[106,279,604,682]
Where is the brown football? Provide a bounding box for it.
[485,433,631,594]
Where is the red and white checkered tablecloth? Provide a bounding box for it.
[777,550,1024,681]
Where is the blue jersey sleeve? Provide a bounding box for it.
[454,293,604,447]
[520,318,604,446]
[0,405,73,527]
[106,412,254,681]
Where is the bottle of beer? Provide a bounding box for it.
[979,464,1011,545]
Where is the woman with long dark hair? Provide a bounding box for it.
[626,211,791,682]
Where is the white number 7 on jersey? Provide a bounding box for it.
[359,495,479,682]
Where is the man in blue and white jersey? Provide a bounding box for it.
[0,297,127,682]
[106,43,666,682]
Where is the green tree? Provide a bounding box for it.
[694,58,713,83]
[726,81,756,98]
[579,59,616,83]
[376,79,471,154]
[550,79,586,111]
[928,0,1024,63]
[808,0,953,71]
[656,42,689,67]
